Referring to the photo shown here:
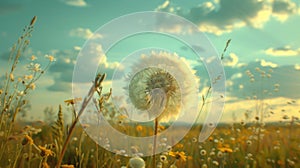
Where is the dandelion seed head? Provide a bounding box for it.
[125,51,199,122]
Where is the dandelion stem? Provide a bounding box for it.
[152,118,159,167]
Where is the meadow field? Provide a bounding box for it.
[1,16,300,168]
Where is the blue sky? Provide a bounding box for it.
[0,0,299,122]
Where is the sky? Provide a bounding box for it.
[0,0,300,123]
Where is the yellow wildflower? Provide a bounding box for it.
[22,134,34,146]
[46,55,55,62]
[29,83,36,90]
[31,55,37,61]
[175,143,184,148]
[38,145,54,157]
[169,151,187,162]
[24,75,33,80]
[0,89,3,95]
[61,165,75,168]
[136,125,143,132]
[42,162,50,168]
[64,97,82,105]
[218,147,233,153]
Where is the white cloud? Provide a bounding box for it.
[272,0,299,21]
[223,53,239,67]
[69,28,103,39]
[63,0,87,7]
[265,46,300,56]
[156,0,300,35]
[260,59,278,68]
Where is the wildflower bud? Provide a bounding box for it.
[30,16,37,26]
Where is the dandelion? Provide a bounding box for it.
[125,51,198,121]
[129,156,145,168]
[169,151,187,162]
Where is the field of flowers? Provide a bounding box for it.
[0,17,299,168]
